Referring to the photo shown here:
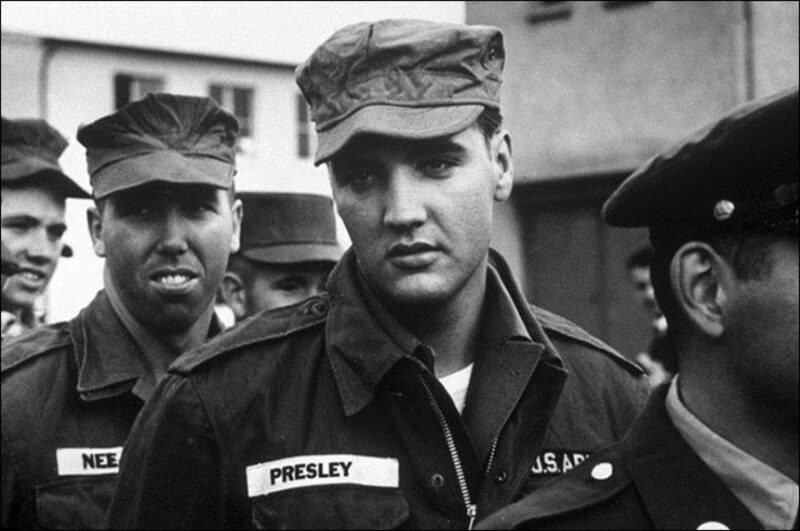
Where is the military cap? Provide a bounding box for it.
[1,117,89,199]
[237,192,343,264]
[603,86,798,243]
[296,18,505,165]
[77,93,239,199]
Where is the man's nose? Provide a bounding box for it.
[24,228,59,264]
[155,211,190,255]
[383,169,427,230]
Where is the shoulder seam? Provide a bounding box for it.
[172,313,326,374]
[1,327,72,374]
[530,304,643,375]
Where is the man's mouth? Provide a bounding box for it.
[18,269,46,281]
[13,268,47,286]
[150,269,199,294]
[387,242,440,269]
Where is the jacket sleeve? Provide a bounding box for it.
[106,374,226,529]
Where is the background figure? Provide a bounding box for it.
[626,246,675,387]
[219,192,343,320]
[478,86,798,530]
[1,117,89,338]
[1,94,242,529]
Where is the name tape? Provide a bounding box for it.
[56,447,123,476]
[247,454,399,497]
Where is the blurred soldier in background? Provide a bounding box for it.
[478,86,798,530]
[219,192,342,320]
[626,246,675,387]
[1,94,242,528]
[1,117,90,338]
[108,20,647,529]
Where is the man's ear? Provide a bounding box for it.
[670,241,731,338]
[230,199,243,254]
[86,207,106,258]
[491,129,514,202]
[220,271,247,321]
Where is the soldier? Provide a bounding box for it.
[478,86,798,529]
[107,20,647,529]
[626,246,675,388]
[1,117,90,338]
[1,94,242,528]
[219,192,343,319]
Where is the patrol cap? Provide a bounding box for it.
[1,117,90,199]
[603,86,799,244]
[237,192,343,264]
[77,93,239,199]
[296,18,505,165]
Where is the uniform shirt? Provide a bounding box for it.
[475,383,775,530]
[1,290,220,529]
[667,377,799,530]
[107,248,648,530]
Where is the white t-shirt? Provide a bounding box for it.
[439,363,474,415]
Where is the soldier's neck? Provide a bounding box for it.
[394,268,487,379]
[679,366,799,483]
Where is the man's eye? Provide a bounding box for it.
[418,158,457,176]
[48,226,67,239]
[2,223,34,232]
[184,202,215,216]
[276,280,304,292]
[338,170,378,190]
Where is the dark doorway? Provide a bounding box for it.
[514,175,653,361]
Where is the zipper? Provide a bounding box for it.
[418,375,478,530]
[484,436,500,480]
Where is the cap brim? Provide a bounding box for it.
[92,151,234,199]
[2,160,90,199]
[242,243,343,264]
[314,104,485,165]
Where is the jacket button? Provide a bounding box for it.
[429,473,445,489]
[590,462,613,481]
[697,523,730,530]
[493,470,508,484]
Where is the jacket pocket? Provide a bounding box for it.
[251,485,410,529]
[35,475,116,529]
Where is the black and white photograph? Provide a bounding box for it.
[2,1,797,529]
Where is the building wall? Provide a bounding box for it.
[2,35,346,323]
[468,1,752,181]
[1,33,44,117]
[751,1,800,97]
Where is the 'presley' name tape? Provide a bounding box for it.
[247,454,399,497]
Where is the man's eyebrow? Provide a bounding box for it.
[409,138,468,157]
[1,215,39,225]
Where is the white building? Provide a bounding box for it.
[2,31,340,322]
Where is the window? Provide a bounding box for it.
[296,94,311,159]
[526,1,573,24]
[114,74,164,109]
[209,84,254,138]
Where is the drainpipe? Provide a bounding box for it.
[741,1,755,101]
[38,40,56,119]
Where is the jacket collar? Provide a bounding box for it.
[70,290,149,402]
[623,385,764,530]
[325,249,559,429]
